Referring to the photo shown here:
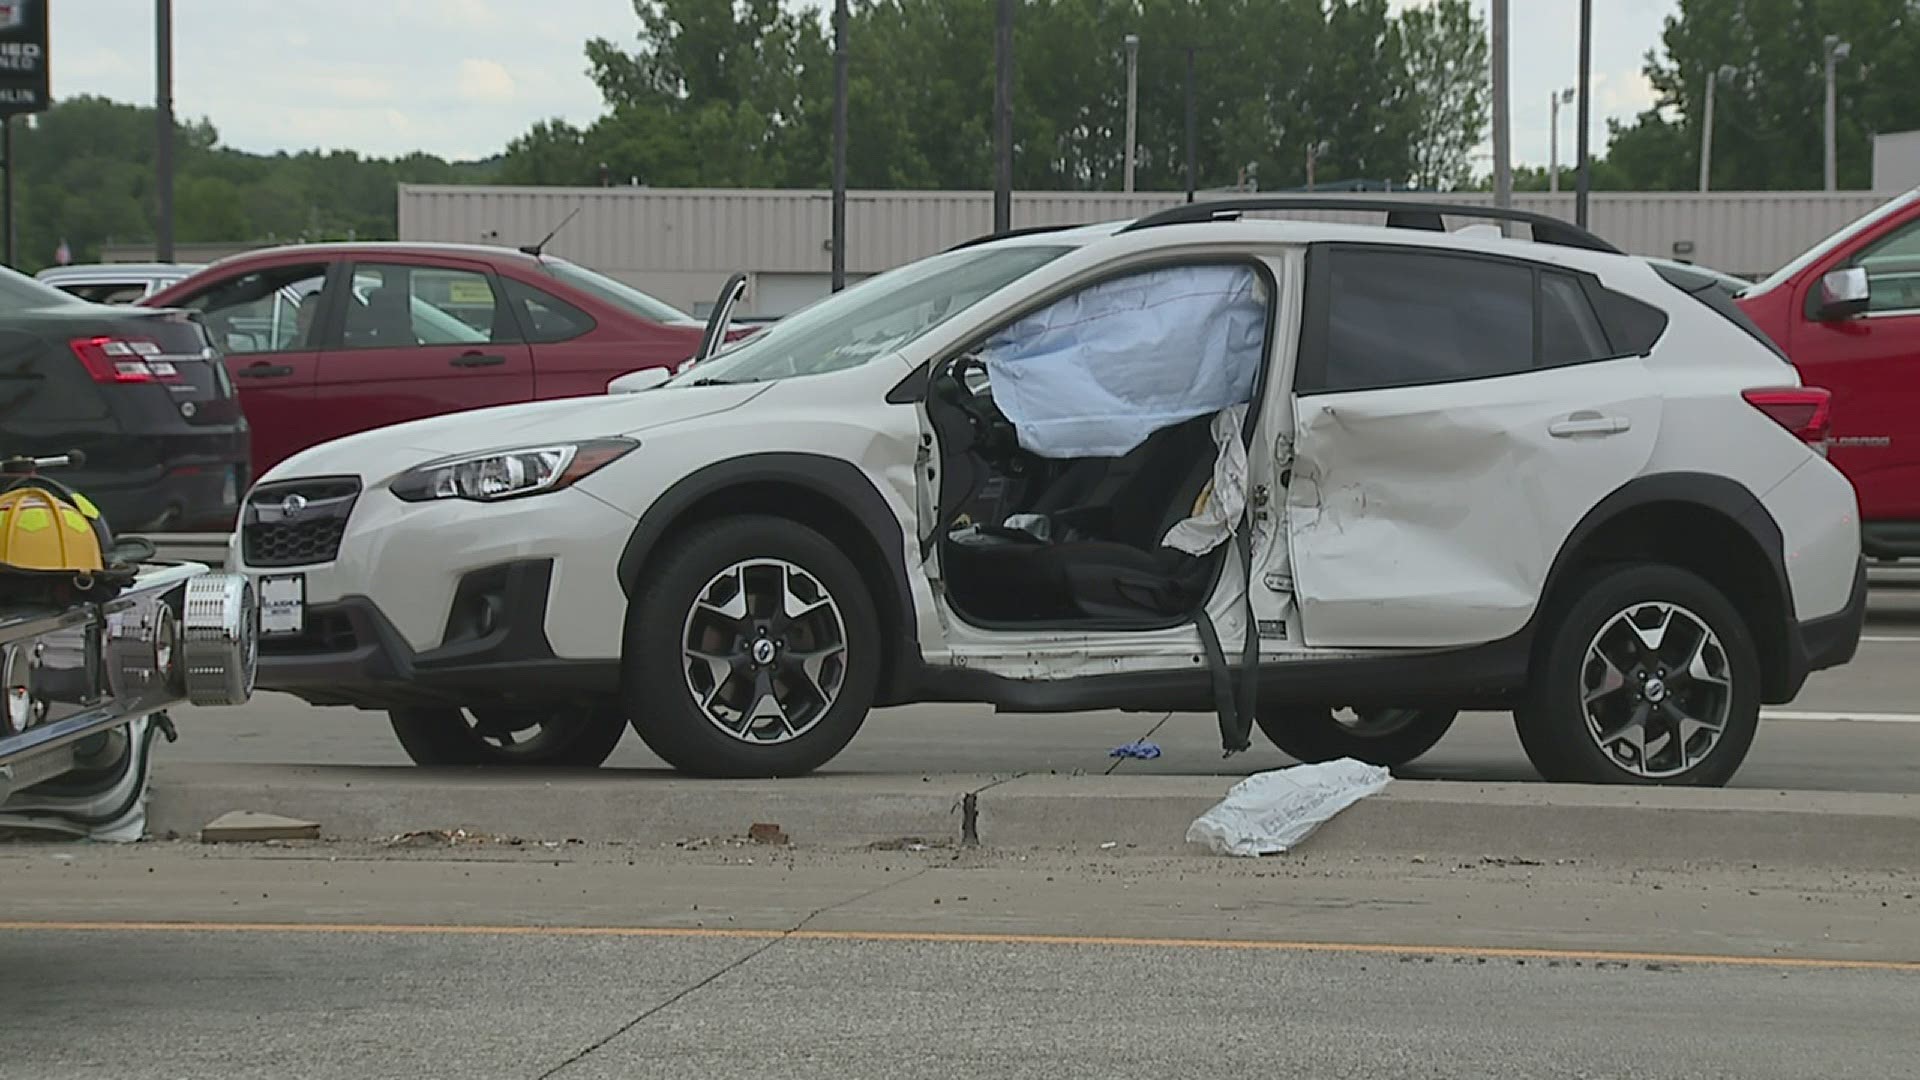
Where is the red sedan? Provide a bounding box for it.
[143,242,718,479]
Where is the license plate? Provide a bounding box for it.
[259,574,305,637]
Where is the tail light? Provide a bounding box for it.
[1743,387,1832,455]
[69,336,181,383]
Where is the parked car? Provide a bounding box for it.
[142,243,729,479]
[233,199,1863,787]
[0,264,248,532]
[36,263,207,305]
[1736,188,1920,559]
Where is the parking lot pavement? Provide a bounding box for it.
[3,843,1918,1079]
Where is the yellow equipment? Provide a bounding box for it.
[0,454,141,601]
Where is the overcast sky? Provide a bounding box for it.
[50,0,1675,170]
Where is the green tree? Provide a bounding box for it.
[1605,0,1920,190]
[1399,0,1488,191]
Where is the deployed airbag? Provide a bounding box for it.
[982,265,1267,458]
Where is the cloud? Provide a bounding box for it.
[456,59,517,104]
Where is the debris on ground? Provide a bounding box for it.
[1108,739,1163,760]
[747,822,789,845]
[868,837,936,852]
[1185,758,1392,857]
[200,811,321,844]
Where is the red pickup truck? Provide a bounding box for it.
[1736,190,1920,558]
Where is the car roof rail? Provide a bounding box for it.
[944,223,1090,253]
[1117,196,1621,254]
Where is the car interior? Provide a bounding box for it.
[927,263,1272,628]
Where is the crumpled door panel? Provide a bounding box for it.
[1288,358,1662,649]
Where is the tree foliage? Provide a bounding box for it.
[504,0,1491,193]
[1601,0,1920,190]
[5,96,496,272]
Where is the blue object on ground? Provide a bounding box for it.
[1109,739,1163,760]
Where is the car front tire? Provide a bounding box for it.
[1254,707,1458,768]
[388,704,628,767]
[1516,564,1761,787]
[625,515,880,778]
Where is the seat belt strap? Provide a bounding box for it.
[1196,521,1259,756]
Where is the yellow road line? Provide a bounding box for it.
[1,920,1915,973]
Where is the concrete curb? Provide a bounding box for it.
[147,763,1920,868]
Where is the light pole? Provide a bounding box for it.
[1183,45,1197,203]
[156,0,175,262]
[831,0,848,291]
[1548,87,1574,193]
[1824,35,1851,191]
[1698,65,1737,193]
[1490,0,1511,210]
[1123,34,1139,193]
[1575,0,1592,227]
[992,0,1014,234]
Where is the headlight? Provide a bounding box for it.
[389,439,637,503]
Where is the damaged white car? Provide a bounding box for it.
[234,198,1865,786]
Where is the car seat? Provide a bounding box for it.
[946,414,1222,622]
[354,286,415,347]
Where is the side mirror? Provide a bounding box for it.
[1816,267,1870,320]
[608,367,672,394]
[694,272,749,364]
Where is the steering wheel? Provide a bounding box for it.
[933,354,1023,467]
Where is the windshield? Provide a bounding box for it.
[1748,190,1920,297]
[674,244,1075,386]
[0,264,83,310]
[540,259,699,326]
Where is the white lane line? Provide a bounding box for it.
[1860,635,1920,643]
[1763,710,1920,724]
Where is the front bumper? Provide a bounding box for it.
[256,558,618,709]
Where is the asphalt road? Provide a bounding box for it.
[4,844,1917,1079]
[158,579,1920,792]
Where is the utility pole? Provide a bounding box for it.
[831,0,848,291]
[1123,34,1139,193]
[993,0,1014,234]
[156,0,175,262]
[2,119,13,267]
[1575,0,1593,228]
[1490,0,1511,212]
[1549,88,1573,193]
[1698,67,1738,193]
[1184,46,1197,203]
[1824,36,1851,192]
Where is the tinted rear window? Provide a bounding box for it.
[1322,249,1535,392]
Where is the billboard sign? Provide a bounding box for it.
[0,0,48,116]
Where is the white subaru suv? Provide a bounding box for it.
[233,199,1866,786]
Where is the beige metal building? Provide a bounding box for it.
[397,184,1898,318]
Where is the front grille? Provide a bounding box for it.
[242,478,360,568]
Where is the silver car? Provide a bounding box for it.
[35,262,206,304]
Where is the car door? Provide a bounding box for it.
[1286,245,1662,650]
[312,258,534,440]
[172,260,331,478]
[1789,215,1920,528]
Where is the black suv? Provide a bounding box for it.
[0,264,248,531]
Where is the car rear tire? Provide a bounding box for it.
[1515,564,1760,787]
[625,516,881,778]
[1254,707,1458,767]
[388,704,627,768]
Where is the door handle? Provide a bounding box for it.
[236,363,294,379]
[450,352,507,368]
[1549,411,1630,438]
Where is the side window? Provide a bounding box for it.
[501,277,596,344]
[1539,271,1612,366]
[340,264,499,349]
[179,264,329,354]
[1853,218,1920,313]
[61,283,148,304]
[1321,249,1533,392]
